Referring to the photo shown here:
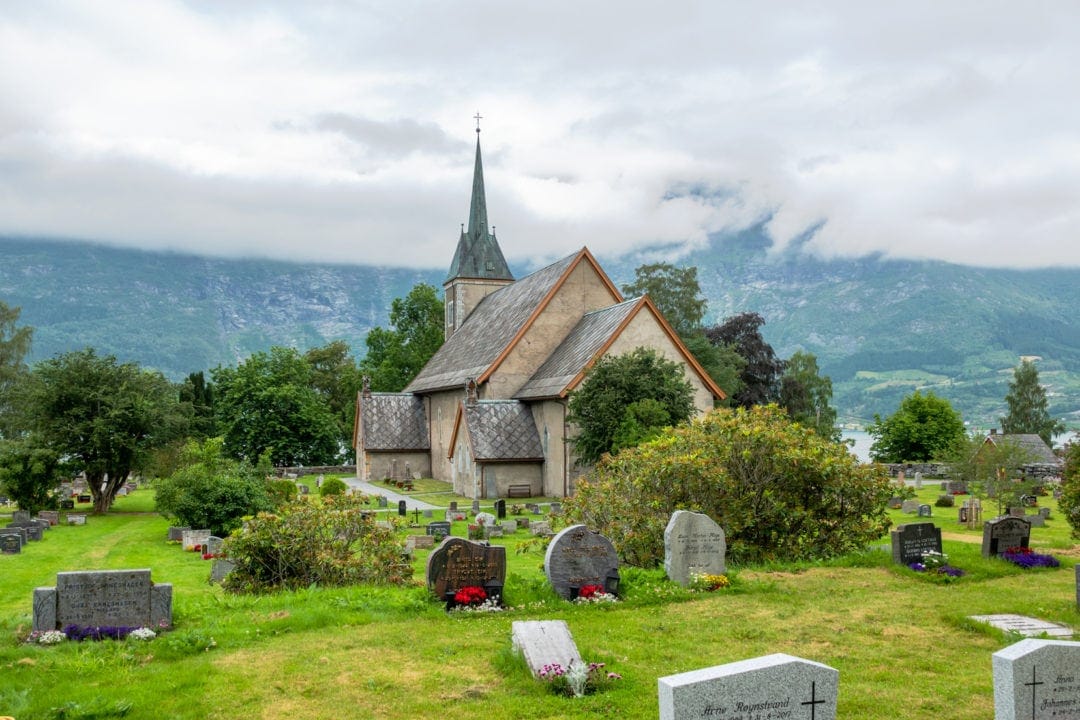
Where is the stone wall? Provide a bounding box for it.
[273,465,357,478]
[883,462,1061,482]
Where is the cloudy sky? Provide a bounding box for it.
[2,2,1078,270]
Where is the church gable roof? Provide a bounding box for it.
[407,249,618,394]
[452,400,543,462]
[358,393,429,451]
[984,432,1060,464]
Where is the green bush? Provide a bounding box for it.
[319,476,348,497]
[266,479,298,508]
[935,494,955,507]
[565,405,893,566]
[222,494,413,592]
[154,438,273,537]
[1062,442,1080,539]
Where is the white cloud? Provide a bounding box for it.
[1,1,1079,269]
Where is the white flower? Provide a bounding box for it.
[38,630,67,645]
[129,627,156,641]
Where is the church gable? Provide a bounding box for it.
[450,400,544,462]
[356,392,430,451]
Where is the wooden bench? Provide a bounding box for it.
[507,484,533,498]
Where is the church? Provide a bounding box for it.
[354,131,725,499]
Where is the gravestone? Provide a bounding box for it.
[298,484,310,495]
[495,499,506,519]
[11,510,30,524]
[483,525,503,539]
[398,500,407,516]
[1038,506,1051,518]
[475,511,496,527]
[425,537,506,600]
[530,521,552,536]
[23,524,44,541]
[77,494,91,503]
[982,516,1031,558]
[206,536,224,555]
[67,514,87,526]
[658,653,839,720]
[426,521,451,541]
[914,471,923,489]
[544,524,620,600]
[182,529,211,552]
[411,535,435,549]
[449,501,458,512]
[1009,507,1026,518]
[517,517,529,529]
[549,502,562,515]
[664,510,727,587]
[511,620,582,677]
[167,526,190,542]
[377,496,388,508]
[0,527,26,547]
[917,504,932,518]
[890,522,943,566]
[502,519,518,534]
[209,558,236,584]
[901,499,920,514]
[471,499,481,514]
[887,497,903,510]
[1,534,21,554]
[1028,514,1045,528]
[992,638,1080,720]
[1076,566,1079,610]
[970,614,1073,639]
[33,569,173,631]
[38,511,59,526]
[60,500,75,510]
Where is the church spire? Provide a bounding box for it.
[445,121,513,284]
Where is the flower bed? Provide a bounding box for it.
[538,660,621,697]
[1001,546,1060,569]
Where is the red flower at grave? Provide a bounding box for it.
[453,586,487,605]
[577,584,604,599]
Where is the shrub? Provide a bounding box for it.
[319,476,348,497]
[1062,442,1080,540]
[565,405,893,565]
[154,438,273,537]
[935,494,955,507]
[222,494,412,592]
[266,479,298,508]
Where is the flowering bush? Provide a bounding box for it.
[453,586,487,606]
[129,627,157,641]
[1001,546,1060,569]
[908,551,965,581]
[538,660,621,697]
[28,630,67,645]
[62,625,149,642]
[689,573,731,592]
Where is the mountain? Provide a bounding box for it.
[2,233,1078,430]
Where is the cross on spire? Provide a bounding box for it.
[474,111,483,133]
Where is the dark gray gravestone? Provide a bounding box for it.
[398,500,407,516]
[77,494,91,503]
[992,638,1080,720]
[11,510,30,524]
[449,501,458,512]
[377,496,388,508]
[1,534,21,554]
[167,526,188,542]
[890,522,943,565]
[426,521,451,541]
[0,527,26,547]
[23,524,44,541]
[495,499,506,519]
[917,504,932,518]
[425,537,506,599]
[1076,565,1079,611]
[209,558,236,584]
[471,499,481,514]
[982,516,1031,558]
[544,524,620,600]
[658,654,839,720]
[33,568,173,631]
[60,500,75,510]
[664,510,726,586]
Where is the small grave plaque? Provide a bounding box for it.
[890,522,943,565]
[1,534,21,554]
[425,537,506,599]
[66,514,87,526]
[664,510,727,586]
[411,535,435,549]
[34,568,173,631]
[60,500,75,510]
[544,524,620,600]
[993,638,1080,720]
[182,529,211,552]
[658,653,839,720]
[982,516,1031,558]
[77,494,92,503]
[917,504,932,517]
[511,620,582,677]
[426,521,451,541]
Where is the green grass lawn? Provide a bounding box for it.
[0,487,1078,720]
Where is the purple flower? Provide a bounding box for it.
[1002,550,1060,569]
[908,562,926,572]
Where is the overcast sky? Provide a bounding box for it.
[2,2,1078,271]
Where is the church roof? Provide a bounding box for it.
[453,400,543,462]
[357,393,429,451]
[445,136,513,283]
[984,432,1060,464]
[515,299,641,399]
[407,249,611,394]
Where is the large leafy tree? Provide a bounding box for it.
[0,300,33,438]
[867,390,965,463]
[213,347,341,466]
[0,440,61,513]
[566,404,893,566]
[359,283,443,392]
[703,312,784,407]
[567,347,695,465]
[1001,360,1064,446]
[20,349,185,512]
[305,341,362,452]
[621,262,707,339]
[779,351,839,441]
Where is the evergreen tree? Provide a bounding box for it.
[1001,360,1064,446]
[779,351,840,441]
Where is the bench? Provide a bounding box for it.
[507,484,533,498]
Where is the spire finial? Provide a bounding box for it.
[474,111,483,134]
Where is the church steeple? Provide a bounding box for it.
[444,120,514,339]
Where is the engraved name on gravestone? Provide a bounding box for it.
[544,524,620,600]
[664,510,726,587]
[33,569,173,631]
[982,516,1031,558]
[425,537,506,599]
[890,522,943,565]
[658,653,839,720]
[993,638,1080,720]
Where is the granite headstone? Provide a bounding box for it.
[992,638,1080,720]
[33,568,173,631]
[890,522,943,565]
[425,537,506,599]
[982,516,1031,558]
[664,510,727,586]
[544,524,620,600]
[511,620,582,678]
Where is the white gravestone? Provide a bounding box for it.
[664,510,727,586]
[993,638,1080,720]
[511,620,582,677]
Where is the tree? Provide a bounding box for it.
[0,300,33,438]
[178,371,216,439]
[867,390,965,463]
[213,347,341,466]
[305,341,363,452]
[0,440,61,513]
[779,351,839,441]
[154,437,273,537]
[20,349,184,512]
[565,404,893,566]
[621,263,707,339]
[1061,440,1080,539]
[567,347,695,465]
[1001,360,1065,446]
[703,312,784,407]
[359,283,443,392]
[682,333,745,405]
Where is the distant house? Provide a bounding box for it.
[982,429,1062,481]
[354,132,725,498]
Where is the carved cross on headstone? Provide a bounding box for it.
[802,681,826,719]
[1023,666,1043,720]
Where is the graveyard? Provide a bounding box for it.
[1,481,1078,719]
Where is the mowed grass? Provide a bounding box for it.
[0,487,1077,720]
